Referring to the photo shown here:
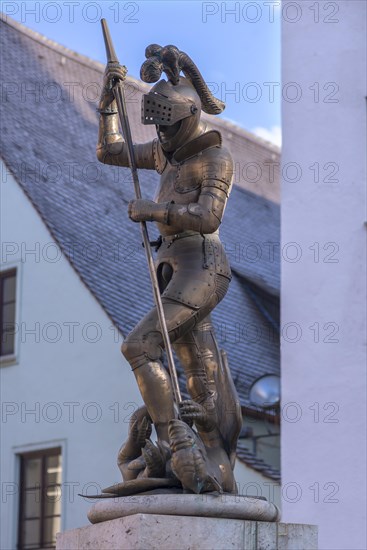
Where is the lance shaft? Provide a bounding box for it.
[100,19,182,407]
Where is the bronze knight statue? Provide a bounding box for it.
[97,40,242,495]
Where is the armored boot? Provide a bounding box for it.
[130,360,176,445]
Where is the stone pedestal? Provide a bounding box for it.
[56,514,318,550]
[57,494,316,549]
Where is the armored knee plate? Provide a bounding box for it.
[121,330,164,370]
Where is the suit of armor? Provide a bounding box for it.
[97,51,241,490]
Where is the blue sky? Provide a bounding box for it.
[3,0,281,145]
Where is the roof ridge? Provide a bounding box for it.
[0,13,145,88]
[0,13,103,69]
[211,117,281,152]
[0,13,280,153]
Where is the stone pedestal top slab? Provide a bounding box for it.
[87,493,280,524]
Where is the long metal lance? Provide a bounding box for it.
[100,19,182,406]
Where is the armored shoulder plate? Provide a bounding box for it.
[200,146,234,196]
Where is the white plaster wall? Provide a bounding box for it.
[281,2,366,549]
[1,159,274,548]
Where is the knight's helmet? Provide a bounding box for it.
[140,45,225,152]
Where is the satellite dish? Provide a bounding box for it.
[249,375,280,409]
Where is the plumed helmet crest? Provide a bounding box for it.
[140,44,225,115]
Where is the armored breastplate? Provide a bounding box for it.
[154,155,203,206]
[154,129,223,214]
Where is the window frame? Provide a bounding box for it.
[0,261,22,366]
[17,447,62,550]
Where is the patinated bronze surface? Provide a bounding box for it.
[96,37,242,496]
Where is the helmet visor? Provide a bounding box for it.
[141,92,195,126]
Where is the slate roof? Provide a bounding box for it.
[236,443,281,482]
[0,17,280,477]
